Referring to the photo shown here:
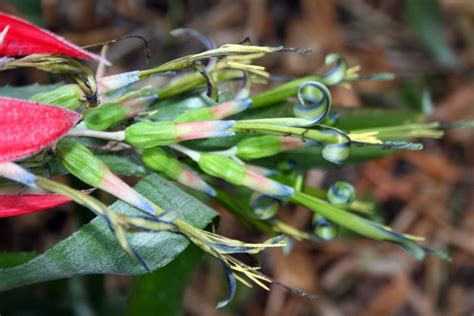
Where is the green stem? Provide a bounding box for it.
[232,121,343,144]
[157,69,245,99]
[249,75,321,108]
[302,186,374,214]
[289,191,413,243]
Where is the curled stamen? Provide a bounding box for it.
[293,81,332,126]
[312,214,338,241]
[320,129,351,164]
[249,192,280,220]
[321,53,347,85]
[327,181,356,208]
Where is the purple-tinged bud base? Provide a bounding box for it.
[241,171,294,198]
[97,71,140,94]
[99,169,156,215]
[176,169,216,196]
[210,99,251,119]
[176,120,235,142]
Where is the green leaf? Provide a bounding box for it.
[404,0,460,68]
[0,252,36,269]
[0,84,63,99]
[254,146,399,170]
[97,153,148,177]
[0,173,217,292]
[126,243,203,316]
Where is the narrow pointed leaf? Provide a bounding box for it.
[0,97,81,162]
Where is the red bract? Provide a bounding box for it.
[0,97,81,162]
[0,193,71,217]
[0,12,106,63]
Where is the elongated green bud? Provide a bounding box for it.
[30,84,83,110]
[125,121,179,148]
[174,107,214,123]
[84,103,127,131]
[125,120,235,148]
[198,153,294,197]
[57,141,156,214]
[198,153,246,184]
[236,136,280,160]
[56,141,106,186]
[142,147,181,179]
[236,135,311,160]
[142,147,216,196]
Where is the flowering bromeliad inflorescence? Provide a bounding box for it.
[0,12,466,307]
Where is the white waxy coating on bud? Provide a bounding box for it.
[97,71,140,94]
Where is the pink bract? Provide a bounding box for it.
[0,97,81,162]
[0,12,106,63]
[0,193,71,217]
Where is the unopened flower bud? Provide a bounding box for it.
[198,153,293,198]
[84,103,127,131]
[30,84,83,110]
[174,98,251,123]
[125,120,235,148]
[56,141,107,187]
[56,141,156,214]
[142,147,216,196]
[236,135,310,160]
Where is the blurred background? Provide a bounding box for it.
[0,0,473,315]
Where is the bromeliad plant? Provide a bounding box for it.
[0,12,465,306]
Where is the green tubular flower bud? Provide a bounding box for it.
[236,135,281,160]
[84,102,127,131]
[327,181,356,208]
[30,84,83,110]
[198,154,246,185]
[56,141,106,186]
[142,147,181,179]
[174,107,213,123]
[125,121,178,148]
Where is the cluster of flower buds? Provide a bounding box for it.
[0,11,459,308]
